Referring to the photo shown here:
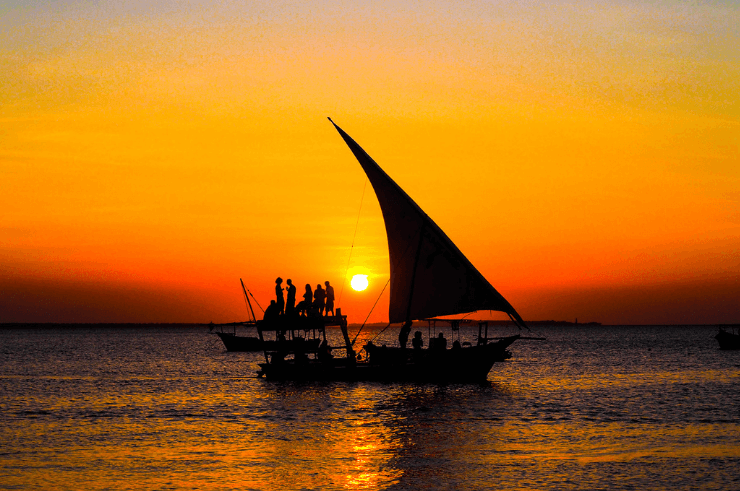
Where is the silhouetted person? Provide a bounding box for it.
[263,300,280,323]
[275,277,284,315]
[285,279,296,315]
[412,331,423,350]
[399,321,412,349]
[436,332,447,350]
[324,281,335,316]
[452,339,461,350]
[313,284,326,315]
[297,284,313,316]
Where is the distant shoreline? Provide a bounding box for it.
[2,322,738,329]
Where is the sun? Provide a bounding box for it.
[350,274,369,291]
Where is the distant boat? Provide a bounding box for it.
[256,119,530,382]
[212,322,262,352]
[210,279,264,352]
[212,316,327,353]
[715,327,740,350]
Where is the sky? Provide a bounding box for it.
[1,0,738,324]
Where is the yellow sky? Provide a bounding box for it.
[1,0,738,323]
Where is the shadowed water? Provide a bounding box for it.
[1,325,739,490]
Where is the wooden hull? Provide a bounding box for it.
[258,335,519,382]
[716,329,740,350]
[216,332,262,352]
[217,332,323,353]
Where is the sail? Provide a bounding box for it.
[330,119,526,326]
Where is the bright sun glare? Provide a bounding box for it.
[351,274,369,291]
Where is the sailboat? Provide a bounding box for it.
[208,279,264,351]
[715,327,740,350]
[257,119,528,382]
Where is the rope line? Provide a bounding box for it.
[338,178,368,306]
[349,223,423,345]
[368,322,393,345]
[247,289,264,313]
[356,321,393,360]
[351,278,390,346]
[241,288,254,322]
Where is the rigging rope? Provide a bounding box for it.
[508,312,531,332]
[356,321,393,360]
[349,223,423,346]
[349,221,425,346]
[338,178,368,306]
[368,322,393,345]
[241,288,253,322]
[351,278,390,346]
[247,289,264,313]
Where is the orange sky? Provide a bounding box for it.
[1,1,738,324]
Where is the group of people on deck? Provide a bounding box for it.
[264,277,336,321]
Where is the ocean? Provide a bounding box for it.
[1,324,738,490]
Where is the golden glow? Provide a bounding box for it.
[1,1,738,324]
[351,275,369,292]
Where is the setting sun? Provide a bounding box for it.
[351,275,369,292]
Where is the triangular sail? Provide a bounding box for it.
[330,119,526,326]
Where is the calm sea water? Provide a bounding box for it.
[1,324,739,490]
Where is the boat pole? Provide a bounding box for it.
[339,316,355,362]
[242,279,269,364]
[240,278,257,322]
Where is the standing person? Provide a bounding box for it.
[297,284,313,317]
[324,281,335,316]
[313,284,326,316]
[285,279,296,315]
[275,277,285,315]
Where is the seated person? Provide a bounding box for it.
[452,339,462,350]
[263,300,280,323]
[297,284,313,317]
[435,332,447,350]
[295,300,307,316]
[412,331,423,350]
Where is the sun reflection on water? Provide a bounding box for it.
[340,424,402,489]
[3,326,740,489]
